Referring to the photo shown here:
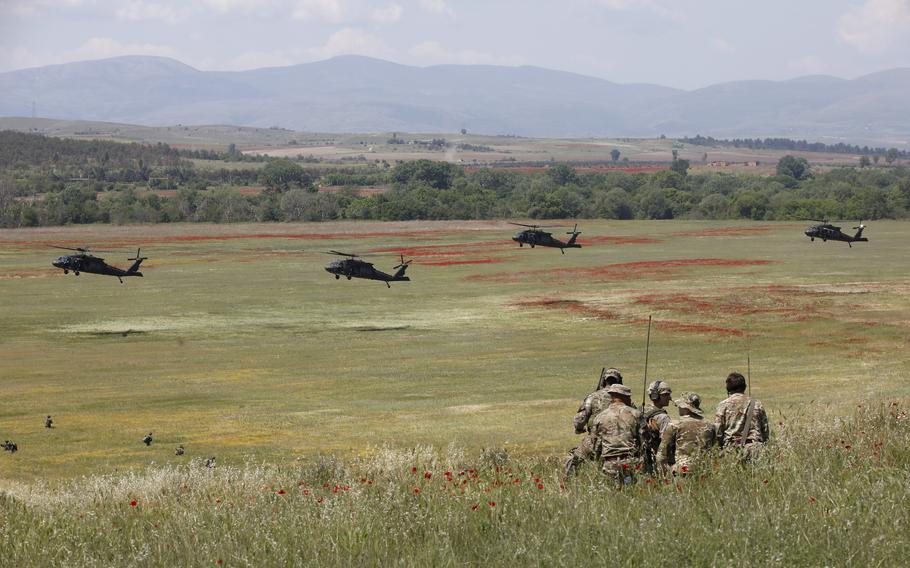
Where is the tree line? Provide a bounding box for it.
[1,132,909,227]
[682,134,907,161]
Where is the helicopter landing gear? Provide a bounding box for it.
[518,243,523,247]
[74,271,80,276]
[118,277,123,284]
[810,238,814,241]
[530,244,535,248]
[335,274,340,279]
[63,269,69,274]
[346,275,352,280]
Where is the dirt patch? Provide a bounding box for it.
[672,226,775,238]
[516,298,619,320]
[469,258,772,283]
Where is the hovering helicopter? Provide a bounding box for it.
[51,246,147,283]
[803,220,868,247]
[510,223,582,254]
[324,250,411,288]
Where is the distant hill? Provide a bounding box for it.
[1,55,908,147]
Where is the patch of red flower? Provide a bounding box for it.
[469,258,772,283]
[537,483,545,490]
[303,489,310,496]
[276,489,286,495]
[130,500,138,507]
[488,501,496,507]
[413,488,421,495]
[808,496,817,504]
[471,504,479,511]
[424,471,433,479]
[410,467,418,474]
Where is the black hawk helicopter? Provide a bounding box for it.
[510,223,582,254]
[51,246,147,283]
[803,219,868,247]
[324,250,411,288]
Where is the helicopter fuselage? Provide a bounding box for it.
[52,254,143,281]
[804,223,867,245]
[325,258,409,285]
[512,230,581,252]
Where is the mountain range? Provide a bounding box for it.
[1,55,908,147]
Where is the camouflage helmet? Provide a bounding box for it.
[648,380,672,400]
[598,367,623,388]
[673,392,704,417]
[606,383,632,398]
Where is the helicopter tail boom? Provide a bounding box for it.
[126,248,148,274]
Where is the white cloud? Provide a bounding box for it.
[418,0,453,16]
[292,0,346,21]
[838,0,910,53]
[408,40,523,66]
[305,27,391,59]
[0,0,94,16]
[197,0,279,13]
[788,55,826,75]
[370,2,401,24]
[597,0,674,17]
[116,1,181,24]
[709,37,735,54]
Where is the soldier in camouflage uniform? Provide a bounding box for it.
[590,384,642,485]
[640,380,672,474]
[714,372,769,461]
[656,392,716,475]
[564,368,623,476]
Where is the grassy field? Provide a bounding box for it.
[1,220,908,484]
[2,219,909,565]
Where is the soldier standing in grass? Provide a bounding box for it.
[590,383,642,485]
[715,372,769,461]
[564,368,624,476]
[45,415,53,429]
[656,392,716,475]
[641,380,673,473]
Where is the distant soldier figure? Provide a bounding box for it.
[715,372,769,461]
[142,432,153,446]
[204,456,216,468]
[641,380,673,473]
[564,368,623,476]
[175,445,185,456]
[590,383,642,485]
[657,392,716,475]
[45,415,53,429]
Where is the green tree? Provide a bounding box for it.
[259,160,312,192]
[391,160,460,190]
[546,164,578,186]
[776,155,811,180]
[610,149,621,162]
[859,155,871,169]
[885,148,900,165]
[594,188,634,219]
[638,188,674,219]
[670,159,690,177]
[697,193,731,219]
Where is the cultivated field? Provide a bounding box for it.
[2,220,910,565]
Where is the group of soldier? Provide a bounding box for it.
[564,367,769,483]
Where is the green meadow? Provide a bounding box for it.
[2,220,910,566]
[1,220,908,482]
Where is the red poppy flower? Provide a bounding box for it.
[635,463,642,471]
[216,560,223,565]
[332,486,339,494]
[471,504,479,511]
[424,471,432,479]
[129,500,138,507]
[488,501,496,507]
[536,483,544,490]
[413,487,421,494]
[762,479,769,485]
[322,483,330,488]
[411,467,417,474]
[513,478,521,484]
[367,480,373,485]
[681,466,689,473]
[276,489,286,495]
[303,489,310,496]
[808,496,816,504]
[621,463,629,469]
[343,485,349,491]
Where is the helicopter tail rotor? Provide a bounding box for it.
[126,248,147,274]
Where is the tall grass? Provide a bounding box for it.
[2,401,908,566]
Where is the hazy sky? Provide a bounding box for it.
[1,0,909,89]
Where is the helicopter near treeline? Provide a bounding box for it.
[51,246,147,283]
[324,251,411,288]
[510,223,582,254]
[803,220,869,247]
